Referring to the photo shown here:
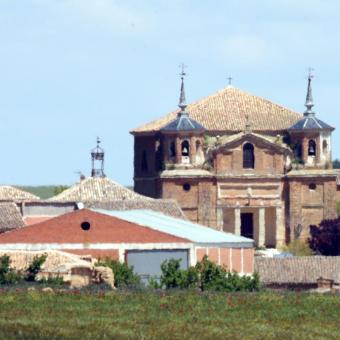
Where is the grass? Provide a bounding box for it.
[0,289,338,339]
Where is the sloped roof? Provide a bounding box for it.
[48,177,149,202]
[0,209,189,244]
[255,257,340,284]
[161,113,205,132]
[97,209,254,247]
[132,87,302,134]
[0,202,25,233]
[289,115,334,131]
[84,199,186,219]
[0,186,39,201]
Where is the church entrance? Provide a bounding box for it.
[241,213,253,239]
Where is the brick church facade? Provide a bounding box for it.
[131,72,337,247]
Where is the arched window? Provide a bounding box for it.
[169,141,176,158]
[141,150,148,172]
[243,143,255,169]
[308,140,316,156]
[181,140,189,157]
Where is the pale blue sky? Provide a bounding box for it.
[1,0,340,185]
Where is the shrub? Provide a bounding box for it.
[25,254,48,282]
[159,259,198,289]
[39,275,64,286]
[281,239,314,256]
[309,218,340,255]
[157,256,260,292]
[0,255,21,284]
[96,258,141,288]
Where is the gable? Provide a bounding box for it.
[0,209,190,244]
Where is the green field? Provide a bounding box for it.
[0,290,339,339]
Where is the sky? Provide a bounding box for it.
[1,0,340,186]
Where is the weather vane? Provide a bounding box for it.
[307,67,314,79]
[179,63,187,77]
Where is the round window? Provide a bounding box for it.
[183,183,191,192]
[309,183,316,191]
[81,221,91,231]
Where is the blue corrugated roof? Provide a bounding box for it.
[93,209,253,247]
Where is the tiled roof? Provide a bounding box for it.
[0,202,25,233]
[255,256,340,284]
[84,199,186,219]
[48,177,149,202]
[0,209,189,244]
[0,186,39,201]
[132,87,302,134]
[289,115,334,131]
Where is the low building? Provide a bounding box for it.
[0,208,254,280]
[0,202,25,233]
[0,186,39,202]
[255,256,340,289]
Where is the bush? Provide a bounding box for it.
[157,256,260,292]
[39,275,64,286]
[0,255,21,284]
[96,258,141,288]
[281,239,314,256]
[159,259,198,289]
[25,254,48,282]
[309,218,340,255]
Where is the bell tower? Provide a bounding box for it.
[160,65,205,168]
[288,69,334,168]
[91,137,105,177]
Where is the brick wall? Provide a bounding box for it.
[288,177,337,241]
[215,141,286,174]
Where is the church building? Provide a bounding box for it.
[131,70,337,247]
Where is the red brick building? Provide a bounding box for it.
[131,72,337,247]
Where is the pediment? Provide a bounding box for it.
[212,132,292,155]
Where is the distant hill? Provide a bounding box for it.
[17,186,60,199]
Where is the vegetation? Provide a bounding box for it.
[0,254,48,284]
[332,158,340,169]
[17,185,61,199]
[53,185,69,196]
[151,257,260,292]
[281,239,314,256]
[0,255,21,284]
[96,258,141,288]
[25,254,48,282]
[0,290,338,338]
[309,218,340,255]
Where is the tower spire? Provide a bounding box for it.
[178,63,188,116]
[304,68,314,116]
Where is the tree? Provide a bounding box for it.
[332,159,340,169]
[309,218,340,255]
[53,185,69,196]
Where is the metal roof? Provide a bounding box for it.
[161,114,205,133]
[94,209,254,247]
[288,116,333,131]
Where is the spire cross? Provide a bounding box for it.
[227,76,233,86]
[179,63,187,77]
[305,67,315,116]
[178,63,188,115]
[96,136,101,147]
[307,67,314,80]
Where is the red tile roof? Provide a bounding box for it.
[0,209,189,244]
